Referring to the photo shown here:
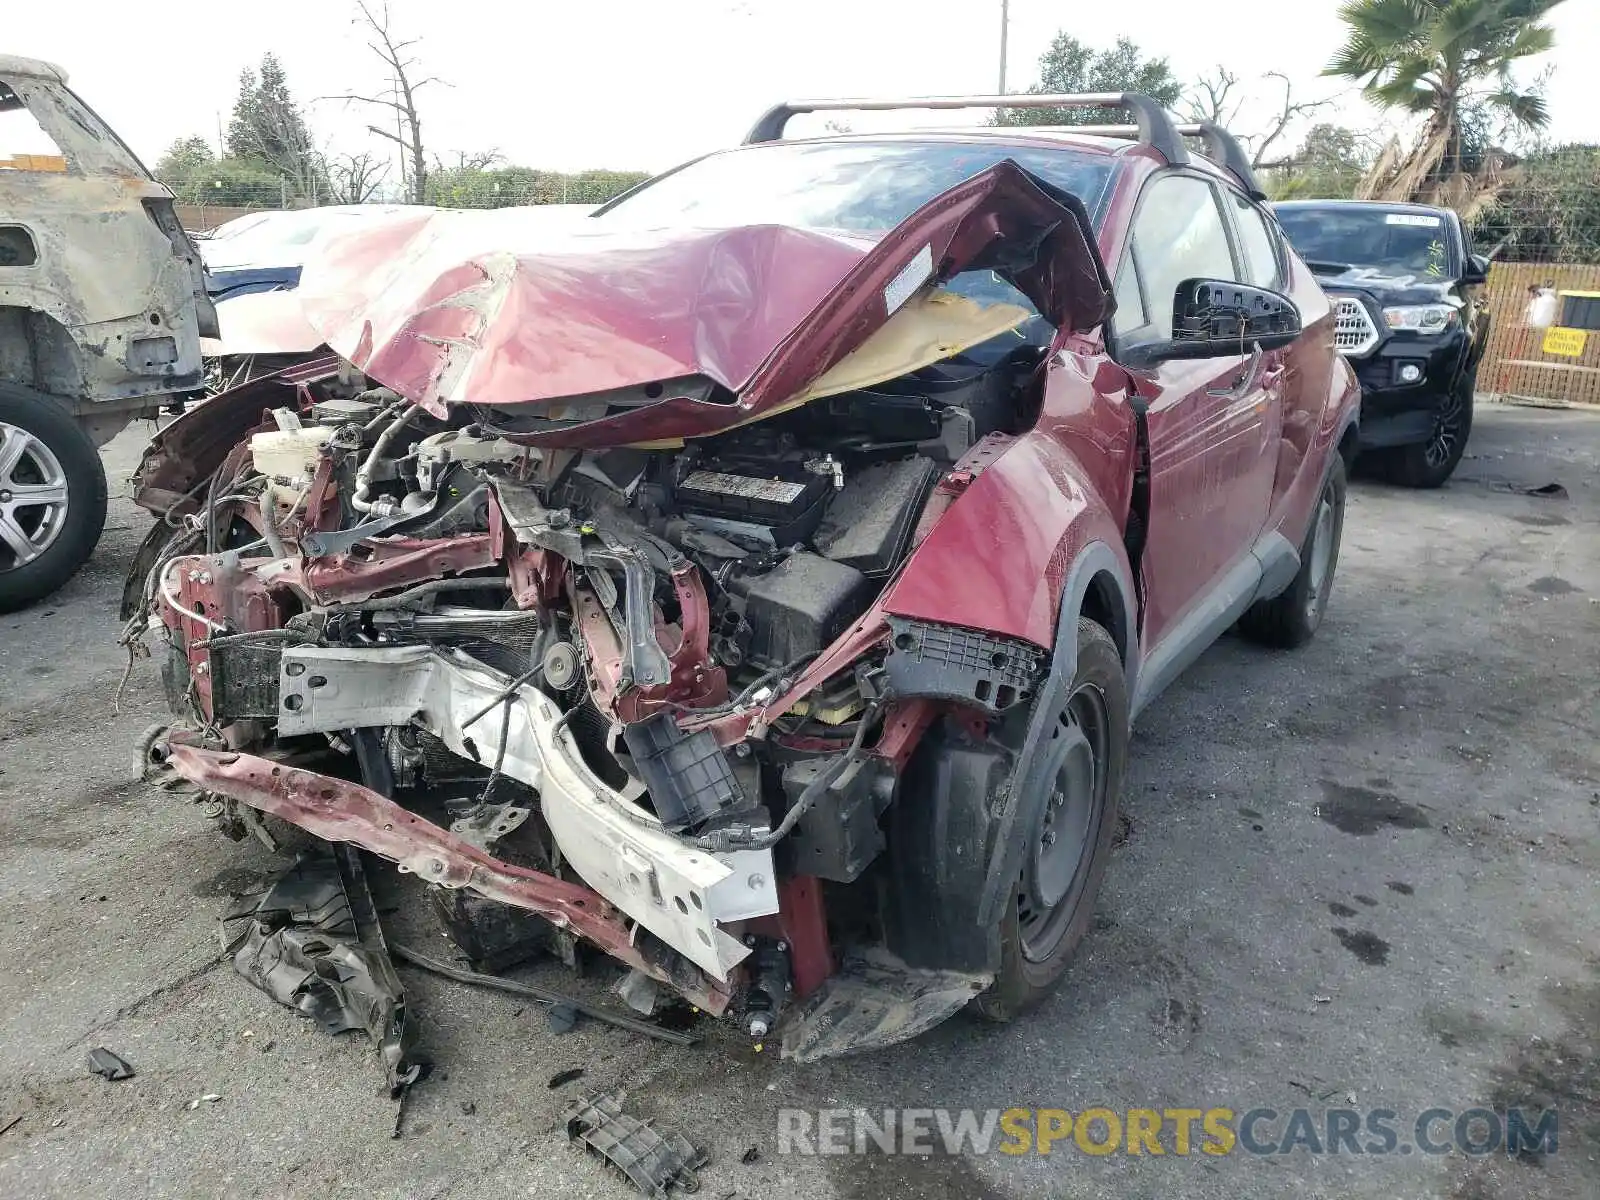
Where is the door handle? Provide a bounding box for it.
[1207,343,1263,400]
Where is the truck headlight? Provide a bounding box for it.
[1383,304,1458,332]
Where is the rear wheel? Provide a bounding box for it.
[976,619,1128,1021]
[1386,374,1474,488]
[0,384,107,612]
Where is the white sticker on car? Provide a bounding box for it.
[1385,213,1442,227]
[883,244,934,315]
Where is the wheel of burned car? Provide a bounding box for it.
[1239,455,1346,649]
[0,384,108,613]
[977,618,1128,1022]
[1387,374,1475,489]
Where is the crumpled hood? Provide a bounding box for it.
[294,162,1110,443]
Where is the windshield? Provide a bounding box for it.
[597,140,1115,234]
[1276,206,1456,278]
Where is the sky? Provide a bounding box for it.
[7,0,1598,175]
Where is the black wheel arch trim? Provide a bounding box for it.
[975,540,1136,929]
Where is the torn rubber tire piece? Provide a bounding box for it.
[565,1092,706,1198]
[224,848,423,1096]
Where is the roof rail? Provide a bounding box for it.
[743,96,1266,201]
[744,93,1189,167]
[1014,120,1265,200]
[1184,121,1265,201]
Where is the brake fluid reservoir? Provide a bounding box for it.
[250,427,332,487]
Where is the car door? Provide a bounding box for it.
[1111,172,1282,652]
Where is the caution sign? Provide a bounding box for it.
[1542,327,1589,358]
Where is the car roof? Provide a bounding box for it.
[1273,198,1452,218]
[0,55,68,83]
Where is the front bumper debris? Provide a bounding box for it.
[223,845,421,1095]
[269,644,780,979]
[565,1092,708,1199]
[162,731,740,1014]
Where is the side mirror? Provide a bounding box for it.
[1122,279,1302,367]
[1460,254,1490,285]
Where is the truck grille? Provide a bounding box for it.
[1332,296,1379,357]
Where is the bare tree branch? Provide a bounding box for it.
[1245,72,1333,169]
[343,0,433,203]
[1184,68,1242,127]
[328,150,389,203]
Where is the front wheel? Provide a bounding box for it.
[976,618,1128,1021]
[0,384,108,613]
[1386,377,1474,488]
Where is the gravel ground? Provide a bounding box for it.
[0,401,1595,1200]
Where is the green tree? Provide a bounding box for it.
[227,53,328,201]
[152,136,286,206]
[154,135,216,184]
[995,35,1185,127]
[1266,124,1374,199]
[1325,0,1564,199]
[1472,144,1600,264]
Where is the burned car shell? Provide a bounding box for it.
[133,123,1358,1058]
[0,55,216,420]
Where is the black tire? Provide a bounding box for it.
[1385,375,1474,488]
[976,618,1128,1021]
[1239,455,1346,649]
[0,384,108,612]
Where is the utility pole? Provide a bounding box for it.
[998,0,1009,94]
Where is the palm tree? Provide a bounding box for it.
[1325,0,1564,208]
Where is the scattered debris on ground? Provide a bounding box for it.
[565,1092,707,1198]
[221,848,423,1099]
[391,943,697,1045]
[85,1048,134,1081]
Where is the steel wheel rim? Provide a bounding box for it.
[1017,683,1109,963]
[1306,485,1336,611]
[1424,390,1465,469]
[0,421,70,571]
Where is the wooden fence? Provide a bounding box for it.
[1479,261,1600,408]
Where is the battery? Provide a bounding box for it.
[675,465,831,545]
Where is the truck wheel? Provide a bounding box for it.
[1386,377,1474,488]
[1239,455,1346,649]
[0,384,108,613]
[976,619,1128,1021]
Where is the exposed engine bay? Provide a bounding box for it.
[125,160,1117,1059]
[128,314,1055,1056]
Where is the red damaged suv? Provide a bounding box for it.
[130,94,1360,1062]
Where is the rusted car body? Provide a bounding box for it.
[130,95,1359,1058]
[0,54,215,609]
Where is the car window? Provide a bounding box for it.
[1230,193,1280,288]
[1123,175,1236,340]
[1111,255,1146,331]
[597,140,1115,234]
[0,80,68,173]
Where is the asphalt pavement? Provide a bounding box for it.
[0,401,1595,1199]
